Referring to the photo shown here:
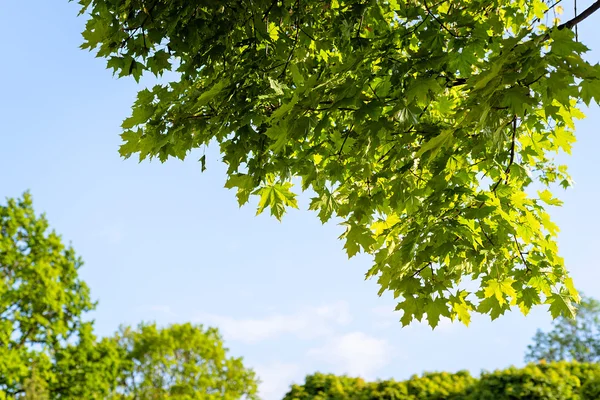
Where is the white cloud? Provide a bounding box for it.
[196,301,351,343]
[308,332,392,378]
[255,362,302,400]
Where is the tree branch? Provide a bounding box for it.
[423,0,461,38]
[514,235,531,273]
[558,0,600,30]
[337,124,354,158]
[491,116,517,192]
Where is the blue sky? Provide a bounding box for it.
[1,2,600,399]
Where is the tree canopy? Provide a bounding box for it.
[0,193,258,399]
[76,0,600,327]
[526,296,600,363]
[0,193,122,398]
[112,322,258,400]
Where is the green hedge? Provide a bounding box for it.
[282,362,600,400]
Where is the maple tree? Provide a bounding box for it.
[77,0,600,327]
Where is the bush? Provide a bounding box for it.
[469,363,580,400]
[580,378,600,400]
[283,362,600,400]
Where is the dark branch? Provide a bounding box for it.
[412,263,429,278]
[337,124,354,158]
[514,235,531,273]
[491,116,517,192]
[558,0,600,29]
[423,0,461,38]
[262,0,278,21]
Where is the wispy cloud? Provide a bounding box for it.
[196,301,352,343]
[308,332,393,378]
[254,362,302,400]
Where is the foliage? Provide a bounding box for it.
[112,322,259,400]
[282,371,475,399]
[50,324,125,399]
[76,0,600,326]
[580,378,600,400]
[282,373,368,399]
[525,296,600,363]
[471,363,580,400]
[0,193,91,396]
[283,363,600,400]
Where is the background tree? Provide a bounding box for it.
[525,296,600,363]
[0,193,122,398]
[49,323,125,399]
[76,0,600,326]
[112,322,258,399]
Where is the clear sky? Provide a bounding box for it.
[1,2,600,399]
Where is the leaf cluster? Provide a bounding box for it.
[76,0,600,325]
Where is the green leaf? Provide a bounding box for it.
[452,301,472,326]
[309,189,339,223]
[405,78,442,104]
[341,222,376,258]
[580,77,600,106]
[518,287,541,316]
[196,79,229,108]
[415,129,453,160]
[224,174,255,206]
[425,297,450,329]
[563,277,580,303]
[538,189,563,206]
[396,296,424,326]
[254,180,299,220]
[547,293,576,319]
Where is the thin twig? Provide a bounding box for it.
[491,116,517,192]
[262,0,278,21]
[368,83,381,101]
[514,235,531,272]
[337,124,354,158]
[574,0,579,41]
[423,0,461,38]
[412,264,429,278]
